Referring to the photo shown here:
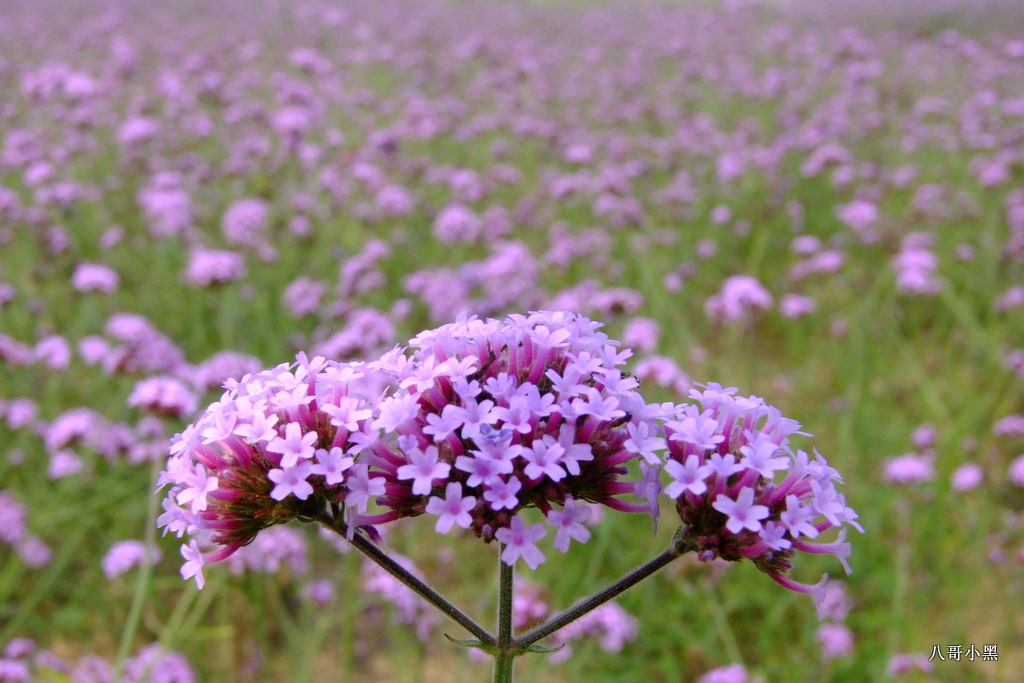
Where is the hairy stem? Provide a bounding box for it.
[518,534,691,648]
[319,510,494,645]
[493,544,516,683]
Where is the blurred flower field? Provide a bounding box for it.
[1,0,1023,681]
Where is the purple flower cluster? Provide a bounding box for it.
[663,383,861,598]
[0,490,51,568]
[101,540,162,579]
[0,0,1020,673]
[814,579,855,660]
[883,422,945,486]
[158,311,860,600]
[0,639,196,683]
[704,276,773,323]
[363,311,661,567]
[157,351,383,577]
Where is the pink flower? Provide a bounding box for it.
[816,623,854,660]
[483,476,522,511]
[883,453,935,485]
[546,498,591,552]
[267,422,319,468]
[365,312,666,568]
[302,579,334,607]
[183,249,246,287]
[886,653,933,676]
[425,482,477,533]
[835,199,879,240]
[780,293,816,319]
[283,278,326,317]
[1007,455,1024,487]
[713,487,770,534]
[221,198,269,245]
[994,414,1024,436]
[102,540,161,579]
[622,317,660,353]
[396,445,451,495]
[268,462,315,501]
[951,463,983,491]
[127,377,197,418]
[697,664,748,683]
[311,447,354,486]
[72,263,119,293]
[664,455,713,498]
[496,516,547,570]
[432,204,482,244]
[705,275,773,323]
[180,540,205,589]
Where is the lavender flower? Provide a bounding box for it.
[302,579,335,607]
[191,352,264,392]
[0,491,27,546]
[705,275,773,323]
[221,198,270,246]
[1007,455,1024,487]
[951,463,983,491]
[158,353,382,571]
[159,311,859,596]
[127,377,197,418]
[101,540,162,579]
[137,173,193,239]
[816,623,854,659]
[816,579,853,622]
[696,663,749,683]
[883,453,936,485]
[779,294,817,319]
[362,311,663,568]
[183,248,246,287]
[892,233,941,295]
[433,204,483,244]
[664,384,861,599]
[71,263,119,293]
[886,653,933,675]
[835,199,879,242]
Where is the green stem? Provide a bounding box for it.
[337,548,359,683]
[112,457,162,679]
[701,581,744,666]
[493,544,516,683]
[892,498,911,653]
[517,535,690,649]
[319,510,493,645]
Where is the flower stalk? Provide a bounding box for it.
[518,531,693,648]
[493,543,516,683]
[318,508,494,645]
[157,311,862,680]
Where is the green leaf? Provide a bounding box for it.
[521,642,565,655]
[444,634,494,653]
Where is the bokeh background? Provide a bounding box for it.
[1,0,1022,680]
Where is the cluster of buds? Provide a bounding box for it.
[157,311,859,596]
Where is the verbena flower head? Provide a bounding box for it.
[664,383,862,600]
[362,311,662,569]
[157,353,382,584]
[159,311,860,589]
